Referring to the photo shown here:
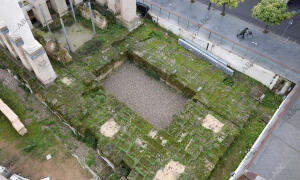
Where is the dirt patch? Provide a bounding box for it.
[0,70,114,179]
[0,141,90,180]
[202,114,224,133]
[102,62,186,129]
[154,160,185,180]
[100,118,121,138]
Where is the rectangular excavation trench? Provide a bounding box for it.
[99,52,195,129]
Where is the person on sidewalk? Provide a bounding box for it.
[237,27,249,39]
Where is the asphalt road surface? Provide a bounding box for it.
[197,0,300,43]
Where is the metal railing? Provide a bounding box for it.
[139,0,300,75]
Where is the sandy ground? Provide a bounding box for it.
[154,160,185,180]
[100,118,121,138]
[102,62,186,129]
[0,141,90,180]
[54,23,94,51]
[0,69,113,179]
[202,114,224,133]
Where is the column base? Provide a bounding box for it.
[24,46,57,85]
[118,16,142,31]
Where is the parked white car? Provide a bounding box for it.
[0,166,10,178]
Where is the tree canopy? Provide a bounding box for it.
[252,0,294,30]
[210,0,244,15]
[210,0,244,9]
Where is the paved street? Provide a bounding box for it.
[248,85,300,180]
[145,0,300,83]
[198,0,300,43]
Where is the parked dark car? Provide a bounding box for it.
[136,2,150,17]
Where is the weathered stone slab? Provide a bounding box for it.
[80,4,108,29]
[100,118,120,138]
[0,98,27,136]
[202,114,224,133]
[154,160,185,180]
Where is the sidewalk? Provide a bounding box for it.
[144,0,300,83]
[245,85,300,179]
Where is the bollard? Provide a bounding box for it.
[208,2,212,10]
[39,4,51,33]
[68,0,77,22]
[60,17,72,52]
[87,2,96,35]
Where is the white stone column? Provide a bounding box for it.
[24,46,57,85]
[50,0,68,17]
[0,22,18,58]
[19,1,33,29]
[120,0,138,22]
[9,36,33,71]
[30,0,53,27]
[0,0,57,85]
[96,0,107,6]
[108,0,121,14]
[120,0,139,31]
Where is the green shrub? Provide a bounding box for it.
[86,150,96,167]
[145,68,160,80]
[95,95,106,106]
[223,76,234,86]
[23,142,37,153]
[72,130,98,149]
[261,92,282,109]
[148,30,163,40]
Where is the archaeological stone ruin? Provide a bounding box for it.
[0,0,296,180]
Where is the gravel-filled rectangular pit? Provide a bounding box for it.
[102,61,187,129]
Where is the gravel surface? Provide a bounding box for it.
[102,62,186,129]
